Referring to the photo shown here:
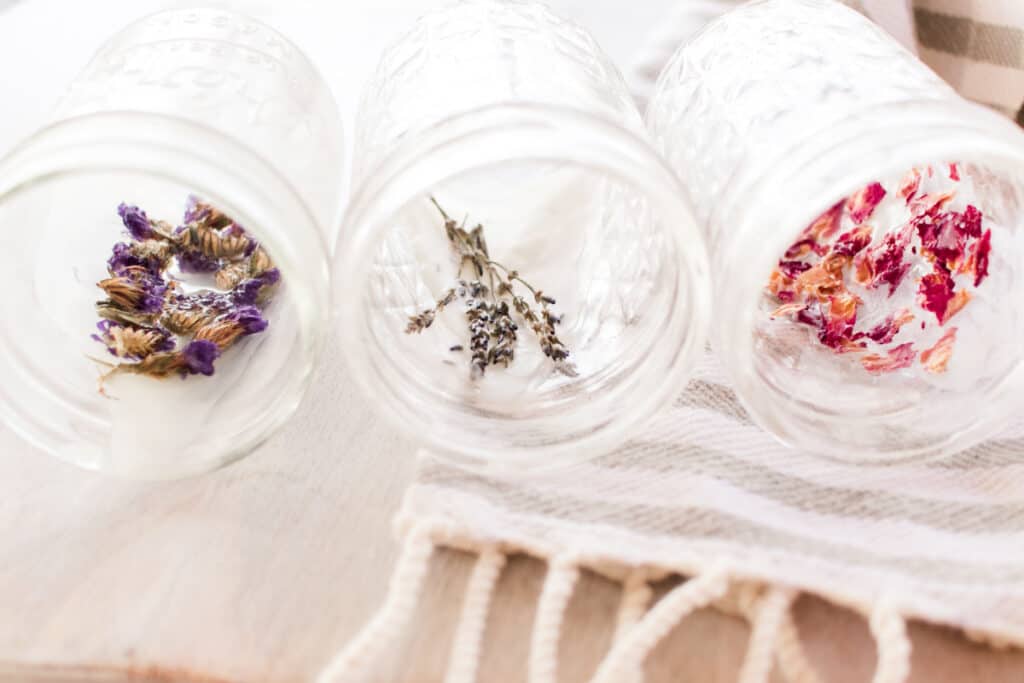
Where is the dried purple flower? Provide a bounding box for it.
[232,268,280,306]
[227,306,269,335]
[176,248,221,274]
[182,340,220,376]
[118,203,153,241]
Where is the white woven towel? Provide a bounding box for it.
[322,4,1024,682]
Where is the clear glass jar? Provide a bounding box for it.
[0,9,344,478]
[337,0,710,472]
[647,0,1024,463]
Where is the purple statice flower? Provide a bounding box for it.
[182,339,220,376]
[231,268,280,306]
[136,272,169,314]
[107,242,163,277]
[118,203,153,241]
[183,195,211,224]
[227,305,269,335]
[91,320,119,356]
[176,248,220,274]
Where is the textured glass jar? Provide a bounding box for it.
[0,9,344,478]
[647,0,1024,463]
[337,0,710,471]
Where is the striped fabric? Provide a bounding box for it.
[396,0,1024,656]
[404,349,1024,646]
[914,1,1024,125]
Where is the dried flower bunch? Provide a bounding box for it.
[92,197,279,388]
[767,163,992,375]
[405,198,572,378]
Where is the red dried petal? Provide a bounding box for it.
[949,163,960,182]
[832,225,873,257]
[899,169,922,204]
[914,203,981,269]
[861,342,916,375]
[778,260,812,279]
[972,229,992,287]
[857,228,911,296]
[790,200,845,257]
[862,308,914,345]
[776,290,795,303]
[920,327,958,374]
[848,182,887,224]
[917,266,970,325]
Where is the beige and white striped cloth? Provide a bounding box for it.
[322,4,1024,683]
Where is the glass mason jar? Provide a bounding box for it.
[647,0,1024,463]
[337,0,710,471]
[0,9,344,478]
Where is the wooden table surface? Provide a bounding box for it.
[1,1,1023,681]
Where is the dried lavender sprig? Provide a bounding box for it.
[406,198,571,376]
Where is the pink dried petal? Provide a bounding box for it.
[862,308,914,345]
[914,204,981,269]
[848,182,887,224]
[949,163,960,182]
[776,290,795,303]
[973,229,992,287]
[861,342,916,375]
[831,225,873,257]
[819,293,860,350]
[920,327,958,374]
[899,169,922,204]
[917,266,962,325]
[790,200,845,257]
[858,227,912,296]
[778,260,812,279]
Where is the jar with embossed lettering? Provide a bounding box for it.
[336,0,711,472]
[0,9,344,478]
[647,0,1024,463]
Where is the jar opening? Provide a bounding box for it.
[0,114,328,478]
[728,147,1024,462]
[338,105,710,471]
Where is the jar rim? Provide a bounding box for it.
[0,111,329,478]
[714,100,1024,464]
[336,102,712,471]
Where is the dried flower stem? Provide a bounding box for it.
[406,198,572,377]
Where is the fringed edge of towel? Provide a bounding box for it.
[316,514,1024,683]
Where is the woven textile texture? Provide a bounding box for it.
[320,3,1024,683]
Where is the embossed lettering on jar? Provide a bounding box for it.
[647,0,1024,462]
[0,9,344,478]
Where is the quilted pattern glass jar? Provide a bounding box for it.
[0,9,344,478]
[337,0,710,471]
[647,0,1024,462]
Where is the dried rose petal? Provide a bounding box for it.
[848,182,887,224]
[776,290,795,303]
[973,229,992,287]
[917,266,970,325]
[854,227,911,296]
[920,327,958,374]
[796,253,848,300]
[819,292,860,349]
[899,169,922,204]
[784,237,827,260]
[861,342,916,375]
[831,225,873,257]
[778,260,812,279]
[862,308,914,345]
[949,163,960,182]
